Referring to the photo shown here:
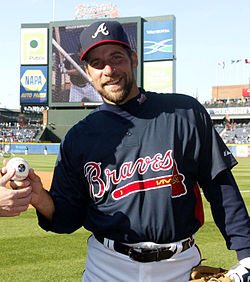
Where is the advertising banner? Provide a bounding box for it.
[75,3,119,19]
[242,88,250,97]
[207,107,250,116]
[20,28,48,65]
[144,20,174,61]
[4,143,59,155]
[236,145,249,158]
[20,66,48,104]
[144,61,173,92]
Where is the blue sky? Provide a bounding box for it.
[1,0,250,108]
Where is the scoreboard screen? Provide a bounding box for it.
[49,17,142,107]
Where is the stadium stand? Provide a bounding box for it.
[0,123,43,143]
[218,122,250,144]
[0,108,43,142]
[1,96,250,145]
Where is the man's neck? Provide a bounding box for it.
[103,85,140,105]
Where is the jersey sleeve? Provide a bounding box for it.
[37,132,89,234]
[202,169,250,259]
[194,103,250,258]
[196,104,238,186]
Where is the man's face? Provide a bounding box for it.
[84,44,138,104]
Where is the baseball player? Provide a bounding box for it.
[10,20,250,281]
[64,46,102,103]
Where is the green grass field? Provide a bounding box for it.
[0,155,249,281]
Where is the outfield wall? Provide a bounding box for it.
[1,143,60,155]
[227,144,250,158]
[1,143,250,158]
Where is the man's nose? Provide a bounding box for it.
[103,64,116,76]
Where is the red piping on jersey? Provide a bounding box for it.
[193,183,204,226]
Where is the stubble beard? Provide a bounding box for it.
[96,73,134,105]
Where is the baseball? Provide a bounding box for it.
[6,157,30,181]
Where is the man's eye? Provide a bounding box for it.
[88,55,125,69]
[90,61,104,69]
[111,56,123,64]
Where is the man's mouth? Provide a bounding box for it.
[104,78,121,86]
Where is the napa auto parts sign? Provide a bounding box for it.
[20,66,47,104]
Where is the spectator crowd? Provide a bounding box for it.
[214,122,250,144]
[0,122,43,143]
[1,98,250,145]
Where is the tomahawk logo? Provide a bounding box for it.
[84,150,187,200]
[111,162,187,200]
[92,23,109,38]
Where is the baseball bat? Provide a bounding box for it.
[52,38,92,85]
[54,27,64,66]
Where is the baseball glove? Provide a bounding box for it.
[189,265,233,281]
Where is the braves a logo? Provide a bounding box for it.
[84,150,187,200]
[92,23,109,39]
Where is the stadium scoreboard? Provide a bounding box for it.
[20,15,176,109]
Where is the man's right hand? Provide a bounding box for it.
[9,168,55,221]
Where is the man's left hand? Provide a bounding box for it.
[226,258,250,282]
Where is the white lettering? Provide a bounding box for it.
[84,150,173,199]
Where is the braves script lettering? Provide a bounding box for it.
[84,150,187,200]
[92,23,109,39]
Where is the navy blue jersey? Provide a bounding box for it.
[38,90,242,244]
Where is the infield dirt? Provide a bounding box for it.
[36,171,53,190]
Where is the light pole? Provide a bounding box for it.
[52,0,55,21]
